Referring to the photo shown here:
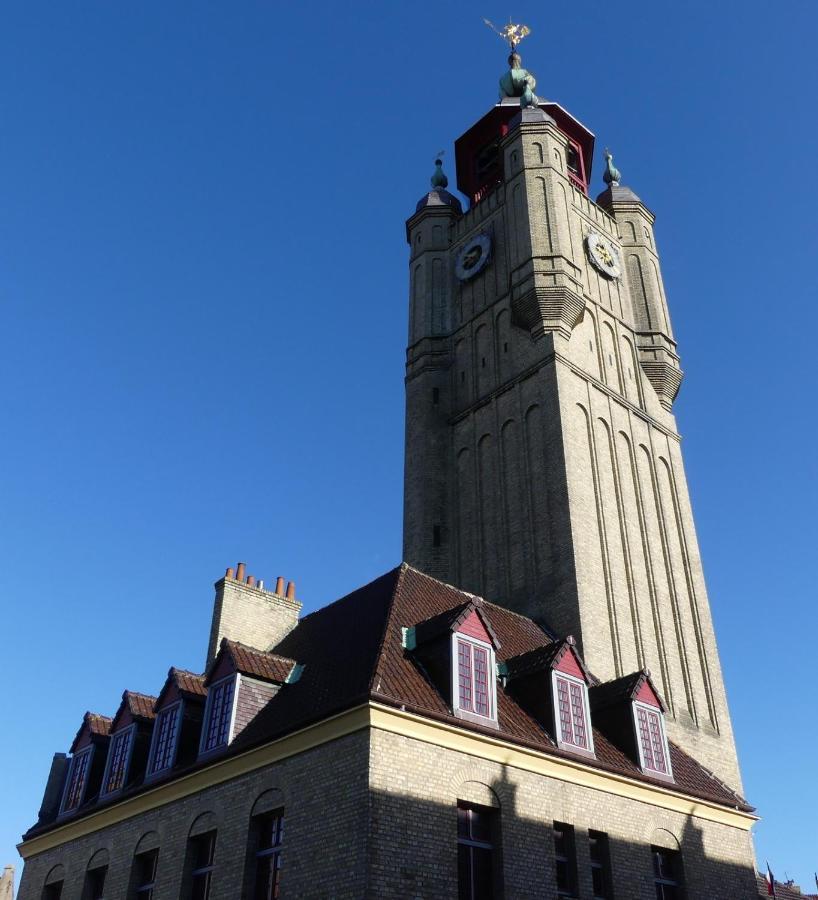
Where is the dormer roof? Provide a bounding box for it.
[154,668,206,711]
[69,712,112,754]
[505,637,591,684]
[109,691,157,733]
[412,599,501,650]
[590,669,666,714]
[205,638,297,687]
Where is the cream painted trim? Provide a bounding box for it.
[19,701,756,859]
[368,704,757,832]
[18,704,371,859]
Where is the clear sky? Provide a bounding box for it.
[1,0,816,890]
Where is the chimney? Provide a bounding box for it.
[37,753,69,824]
[206,561,302,667]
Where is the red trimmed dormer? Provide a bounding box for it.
[505,636,595,758]
[145,668,206,781]
[59,713,112,817]
[199,638,299,757]
[589,669,674,782]
[99,691,156,799]
[407,599,501,729]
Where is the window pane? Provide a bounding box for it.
[151,706,180,773]
[472,846,493,900]
[554,822,576,895]
[105,728,133,793]
[556,678,574,745]
[569,682,588,749]
[63,749,91,811]
[87,867,106,900]
[458,641,473,711]
[637,707,656,769]
[648,711,668,773]
[134,849,158,895]
[473,648,490,716]
[457,803,496,900]
[44,883,63,900]
[204,679,234,752]
[191,871,211,900]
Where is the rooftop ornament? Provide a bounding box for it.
[484,18,539,108]
[603,148,621,187]
[431,153,449,189]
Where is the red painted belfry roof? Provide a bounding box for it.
[207,638,296,686]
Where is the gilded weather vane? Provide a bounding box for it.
[483,18,532,50]
[485,17,539,108]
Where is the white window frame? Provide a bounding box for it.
[551,670,595,756]
[99,723,136,798]
[58,745,94,816]
[632,700,673,780]
[145,701,183,779]
[199,674,240,757]
[450,633,498,727]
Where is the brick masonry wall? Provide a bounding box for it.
[233,677,280,740]
[403,115,744,793]
[367,728,758,899]
[18,731,370,900]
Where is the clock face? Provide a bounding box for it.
[455,233,492,281]
[586,232,622,279]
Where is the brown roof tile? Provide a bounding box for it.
[69,712,112,753]
[217,639,296,684]
[31,562,753,842]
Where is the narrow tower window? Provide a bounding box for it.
[433,525,441,548]
[432,387,440,405]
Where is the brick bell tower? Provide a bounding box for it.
[403,34,743,790]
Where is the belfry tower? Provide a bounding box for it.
[403,39,742,789]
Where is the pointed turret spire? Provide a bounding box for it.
[431,157,448,190]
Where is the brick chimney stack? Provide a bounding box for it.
[206,562,302,667]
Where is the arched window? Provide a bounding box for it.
[246,791,285,900]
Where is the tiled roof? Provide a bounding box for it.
[125,691,157,721]
[413,600,501,648]
[238,563,752,812]
[28,563,753,841]
[69,712,112,753]
[154,667,206,710]
[505,638,591,683]
[217,639,295,684]
[590,669,667,713]
[756,873,818,899]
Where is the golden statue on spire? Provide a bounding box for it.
[483,18,532,50]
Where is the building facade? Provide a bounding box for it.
[18,44,761,900]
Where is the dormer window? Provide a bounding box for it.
[634,702,671,777]
[148,703,181,776]
[552,671,593,753]
[60,747,92,814]
[101,725,135,796]
[457,638,492,717]
[201,675,237,754]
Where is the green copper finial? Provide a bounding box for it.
[603,148,621,186]
[431,155,448,190]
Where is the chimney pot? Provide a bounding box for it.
[257,579,264,591]
[225,567,235,580]
[286,580,296,601]
[275,576,285,595]
[236,562,247,581]
[247,575,256,587]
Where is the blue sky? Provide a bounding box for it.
[1,0,816,890]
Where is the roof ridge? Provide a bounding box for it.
[367,565,408,696]
[296,564,404,624]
